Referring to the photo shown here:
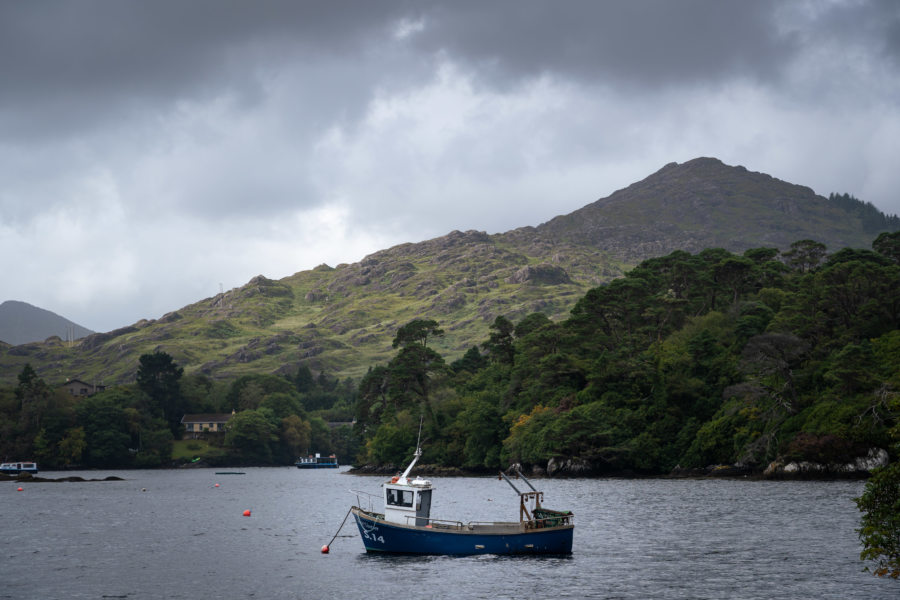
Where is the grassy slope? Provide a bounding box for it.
[0,158,877,388]
[0,231,602,387]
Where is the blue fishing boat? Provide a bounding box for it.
[295,453,339,469]
[350,447,573,555]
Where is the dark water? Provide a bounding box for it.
[2,468,892,599]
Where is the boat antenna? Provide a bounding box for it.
[399,415,425,482]
[415,414,424,449]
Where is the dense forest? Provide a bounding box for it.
[2,232,898,477]
[0,356,359,469]
[356,231,900,475]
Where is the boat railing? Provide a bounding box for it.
[464,520,522,530]
[350,489,380,512]
[401,516,465,530]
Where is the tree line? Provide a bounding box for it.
[828,192,900,234]
[0,356,359,468]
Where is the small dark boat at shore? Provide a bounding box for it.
[350,447,573,555]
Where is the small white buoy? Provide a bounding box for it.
[142,488,147,492]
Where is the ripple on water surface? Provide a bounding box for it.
[1,469,891,599]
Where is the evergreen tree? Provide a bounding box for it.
[482,316,515,364]
[136,351,185,438]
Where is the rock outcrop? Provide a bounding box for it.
[762,447,889,479]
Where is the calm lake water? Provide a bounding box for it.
[2,468,893,599]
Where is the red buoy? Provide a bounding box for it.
[242,509,251,517]
[321,545,329,554]
[214,483,220,488]
[17,487,23,492]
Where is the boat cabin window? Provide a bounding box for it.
[386,488,414,507]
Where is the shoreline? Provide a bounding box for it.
[2,460,877,482]
[1,472,124,483]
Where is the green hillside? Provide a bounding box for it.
[1,157,895,389]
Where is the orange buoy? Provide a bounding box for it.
[242,509,251,517]
[321,545,330,554]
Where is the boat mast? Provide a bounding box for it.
[398,416,424,482]
[399,447,421,481]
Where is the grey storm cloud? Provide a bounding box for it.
[7,1,897,128]
[1,0,898,332]
[3,1,897,149]
[410,1,792,87]
[0,2,399,137]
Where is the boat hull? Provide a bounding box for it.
[351,508,573,555]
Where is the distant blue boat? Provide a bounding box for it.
[350,447,574,555]
[0,461,38,475]
[295,454,339,469]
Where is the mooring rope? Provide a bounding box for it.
[324,506,354,550]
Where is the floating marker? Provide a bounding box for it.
[17,487,23,492]
[215,483,220,488]
[321,545,329,554]
[242,509,251,517]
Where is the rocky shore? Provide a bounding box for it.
[0,472,124,483]
[348,447,890,480]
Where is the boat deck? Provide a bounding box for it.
[354,508,570,535]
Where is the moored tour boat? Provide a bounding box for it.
[350,447,573,555]
[0,461,38,475]
[295,453,339,469]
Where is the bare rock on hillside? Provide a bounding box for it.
[505,264,572,285]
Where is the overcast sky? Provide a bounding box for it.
[2,0,899,333]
